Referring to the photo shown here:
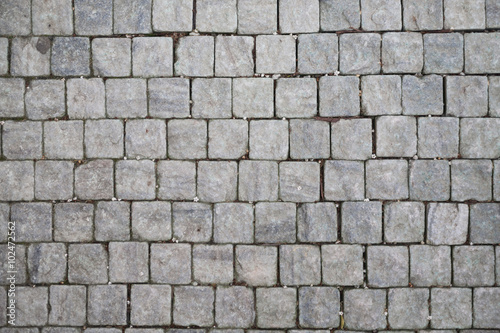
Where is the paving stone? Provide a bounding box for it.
[256,288,296,328]
[410,245,451,286]
[114,0,151,33]
[115,160,156,200]
[215,286,255,327]
[368,246,408,287]
[106,78,147,118]
[427,203,469,245]
[490,76,500,117]
[418,117,459,158]
[444,0,485,29]
[233,78,274,118]
[214,203,253,243]
[68,243,108,284]
[16,287,48,326]
[299,287,339,328]
[453,246,495,286]
[0,288,5,326]
[297,203,337,243]
[95,202,130,241]
[470,203,500,244]
[340,33,381,74]
[32,0,73,35]
[0,39,6,74]
[54,203,94,242]
[280,0,319,32]
[51,37,90,76]
[409,160,450,201]
[402,75,443,115]
[341,201,382,244]
[133,37,173,77]
[149,78,190,118]
[109,242,148,283]
[382,32,423,73]
[431,288,472,329]
[238,0,277,34]
[361,75,401,115]
[126,119,167,159]
[49,285,86,326]
[384,202,425,243]
[151,243,191,284]
[85,120,124,158]
[235,245,277,286]
[173,202,212,242]
[344,289,386,330]
[208,120,248,159]
[239,161,278,201]
[446,76,488,117]
[298,34,337,74]
[132,201,171,241]
[496,161,500,200]
[319,76,360,116]
[276,78,317,118]
[10,37,51,76]
[198,161,237,202]
[451,160,492,201]
[0,244,27,285]
[168,119,207,159]
[173,286,214,326]
[0,161,34,201]
[44,121,84,159]
[423,33,463,73]
[403,0,443,30]
[74,0,113,35]
[35,160,74,200]
[131,285,172,325]
[168,330,206,333]
[474,288,500,328]
[250,120,289,159]
[280,245,321,285]
[331,119,372,160]
[322,245,363,286]
[196,0,237,32]
[158,160,196,200]
[192,78,232,118]
[487,0,500,27]
[67,78,106,119]
[461,118,500,158]
[0,0,31,35]
[92,38,131,77]
[324,160,365,201]
[375,116,417,157]
[2,121,42,159]
[0,78,25,118]
[0,204,9,243]
[279,162,320,202]
[215,36,254,77]
[44,328,81,333]
[289,120,329,159]
[256,35,296,74]
[75,160,114,200]
[85,329,122,333]
[361,0,401,30]
[366,160,408,200]
[388,288,429,329]
[153,0,192,31]
[28,243,66,284]
[88,285,127,325]
[193,244,233,284]
[320,0,360,30]
[255,202,296,243]
[25,80,65,120]
[174,35,214,77]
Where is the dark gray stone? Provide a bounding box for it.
[28,243,66,284]
[74,0,113,35]
[11,202,52,242]
[341,201,382,244]
[16,287,48,326]
[256,288,296,328]
[88,285,127,325]
[68,243,108,284]
[299,287,340,328]
[114,0,152,33]
[51,37,90,76]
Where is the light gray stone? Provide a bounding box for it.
[158,160,196,200]
[424,33,464,73]
[67,78,106,119]
[367,246,408,287]
[280,245,321,285]
[215,36,254,77]
[11,203,52,242]
[276,78,317,118]
[153,0,192,31]
[0,161,34,201]
[388,288,429,329]
[298,34,338,74]
[409,160,450,201]
[427,203,468,245]
[0,0,31,35]
[341,201,382,244]
[32,0,73,35]
[279,0,319,33]
[95,201,130,241]
[446,76,488,117]
[44,121,84,159]
[299,287,340,328]
[106,78,147,118]
[68,243,108,284]
[474,288,500,328]
[25,79,65,120]
[256,288,296,328]
[344,289,386,330]
[238,0,277,34]
[0,204,7,243]
[88,285,127,325]
[54,203,94,242]
[168,119,207,159]
[133,37,173,77]
[320,0,360,30]
[197,161,237,202]
[255,202,296,243]
[49,285,86,326]
[215,286,255,328]
[487,0,500,27]
[290,119,329,159]
[322,245,364,286]
[361,0,402,30]
[324,160,365,201]
[384,202,425,243]
[410,245,451,286]
[331,119,372,160]
[175,36,214,77]
[85,120,124,158]
[256,35,296,74]
[28,243,66,284]
[470,203,500,244]
[131,285,172,326]
[444,0,485,29]
[235,245,277,286]
[125,119,167,159]
[151,243,191,284]
[173,286,214,326]
[115,160,156,200]
[92,38,131,77]
[340,33,381,74]
[3,121,42,159]
[461,118,500,158]
[418,117,459,158]
[75,160,114,200]
[11,37,51,76]
[431,288,472,329]
[132,201,171,241]
[74,0,113,35]
[214,203,253,243]
[361,75,401,115]
[403,0,443,30]
[403,75,443,115]
[109,242,148,283]
[173,202,212,242]
[490,76,500,117]
[250,120,289,159]
[382,32,423,73]
[193,245,233,284]
[0,78,25,118]
[233,78,274,118]
[279,162,320,202]
[319,76,360,116]
[453,246,495,286]
[366,160,408,200]
[0,244,27,285]
[35,160,73,200]
[451,160,492,201]
[196,0,237,32]
[149,78,190,118]
[51,37,90,76]
[238,161,279,201]
[209,120,248,159]
[192,78,232,118]
[496,161,500,200]
[297,203,337,243]
[16,287,48,326]
[114,0,151,33]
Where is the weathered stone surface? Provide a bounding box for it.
[196,0,237,32]
[250,120,289,159]
[344,289,386,330]
[3,121,42,159]
[197,161,237,202]
[0,244,27,285]
[256,35,296,74]
[175,36,214,77]
[424,33,464,73]
[193,78,232,118]
[214,203,253,243]
[279,162,320,202]
[276,78,317,118]
[67,78,105,119]
[173,286,214,326]
[11,37,51,76]
[444,0,485,29]
[115,160,156,200]
[131,285,172,326]
[149,78,190,118]
[340,33,381,74]
[324,160,364,201]
[92,38,131,77]
[0,39,6,74]
[74,0,113,35]
[209,120,248,159]
[125,119,167,159]
[417,117,459,158]
[238,0,277,34]
[255,202,296,243]
[0,204,7,243]
[403,75,443,115]
[16,287,48,326]
[256,288,296,328]
[279,0,319,33]
[151,243,191,284]
[368,246,409,287]
[235,245,277,286]
[384,202,424,243]
[319,76,360,116]
[54,203,93,242]
[233,78,274,118]
[446,76,488,117]
[366,160,408,200]
[361,75,401,115]
[114,0,151,33]
[361,0,402,30]
[32,0,73,35]
[106,79,147,118]
[173,202,212,242]
[331,119,372,160]
[470,203,500,244]
[410,245,451,286]
[193,244,233,284]
[239,161,279,201]
[168,119,207,159]
[109,242,148,283]
[403,0,443,30]
[215,36,254,77]
[382,32,423,73]
[75,160,114,200]
[431,288,472,329]
[487,0,500,27]
[409,160,450,201]
[88,285,127,325]
[451,160,492,201]
[280,245,321,285]
[342,201,382,244]
[299,287,340,328]
[0,78,25,118]
[427,203,468,245]
[298,34,338,74]
[461,118,500,158]
[44,121,84,159]
[132,201,171,241]
[68,243,108,284]
[85,120,124,158]
[51,37,90,76]
[376,116,417,157]
[133,37,173,77]
[28,243,66,284]
[0,0,31,35]
[320,0,360,30]
[490,76,500,117]
[496,161,500,200]
[26,79,65,120]
[158,160,196,200]
[215,286,255,328]
[388,288,429,329]
[0,161,34,201]
[11,203,51,242]
[473,288,500,328]
[49,285,86,326]
[322,245,364,286]
[95,201,130,241]
[453,246,495,286]
[35,160,74,200]
[289,120,329,159]
[297,203,337,243]
[153,0,192,31]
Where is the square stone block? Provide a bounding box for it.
[255,202,296,243]
[366,160,408,200]
[250,120,289,160]
[427,203,468,245]
[32,0,73,35]
[461,118,500,158]
[193,244,233,284]
[133,37,173,77]
[88,285,127,325]
[75,160,114,200]
[340,33,381,74]
[158,160,196,200]
[473,288,500,328]
[256,35,296,74]
[320,0,360,30]
[153,0,192,31]
[235,245,277,286]
[215,36,254,77]
[11,202,52,242]
[214,203,253,243]
[74,0,113,35]
[403,75,443,115]
[67,78,106,119]
[132,201,171,241]
[106,79,147,118]
[319,76,360,116]
[444,0,485,29]
[298,34,338,74]
[0,0,31,35]
[168,119,207,159]
[68,243,108,284]
[233,78,274,118]
[28,243,66,284]
[322,245,364,286]
[54,203,93,242]
[470,203,500,244]
[197,161,237,202]
[279,0,319,33]
[376,116,417,157]
[3,121,42,159]
[125,119,167,159]
[149,78,190,118]
[95,201,130,241]
[114,0,151,33]
[417,117,459,158]
[175,36,214,77]
[290,119,329,159]
[131,285,172,326]
[49,285,86,326]
[490,76,500,117]
[324,160,364,201]
[256,288,296,328]
[431,288,472,329]
[367,246,409,287]
[173,202,212,242]
[344,289,386,330]
[25,79,65,120]
[446,76,488,117]
[410,245,451,286]
[151,243,191,284]
[193,78,232,118]
[209,120,248,159]
[238,0,277,34]
[299,287,340,328]
[173,286,214,326]
[35,160,74,200]
[0,244,27,285]
[16,287,48,326]
[0,78,25,118]
[109,242,148,283]
[280,245,321,285]
[239,161,279,201]
[403,0,443,30]
[215,286,255,328]
[465,32,500,73]
[409,160,450,201]
[341,201,382,244]
[424,33,463,74]
[361,0,402,30]
[196,0,237,32]
[382,32,423,73]
[453,246,495,286]
[276,78,317,118]
[51,37,90,76]
[362,75,401,115]
[85,120,124,158]
[116,160,156,200]
[451,160,492,201]
[388,288,429,329]
[0,161,34,201]
[11,37,51,76]
[44,121,84,159]
[384,202,424,243]
[279,162,320,202]
[297,203,337,243]
[331,119,372,160]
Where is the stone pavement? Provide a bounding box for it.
[0,0,499,331]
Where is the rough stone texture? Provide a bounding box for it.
[255,202,296,243]
[115,160,156,200]
[35,160,74,200]
[384,202,425,243]
[92,38,131,77]
[11,37,51,76]
[51,37,90,76]
[215,286,255,328]
[402,75,443,115]
[344,289,387,330]
[382,32,423,73]
[256,288,296,328]
[49,285,86,326]
[444,0,485,29]
[427,203,469,245]
[193,244,233,284]
[0,38,6,74]
[331,119,372,160]
[126,119,167,159]
[114,0,152,33]
[453,246,495,286]
[106,79,148,118]
[290,119,329,159]
[340,33,381,74]
[487,0,500,27]
[362,75,402,115]
[299,287,340,328]
[388,288,429,329]
[297,203,337,243]
[366,160,409,200]
[214,203,254,243]
[132,201,171,241]
[320,0,360,30]
[403,0,443,30]
[197,161,237,202]
[256,35,296,74]
[280,245,321,285]
[0,244,27,285]
[235,245,277,286]
[151,243,191,284]
[175,36,214,77]
[85,120,124,158]
[173,286,214,326]
[0,0,31,35]
[367,246,409,287]
[342,201,382,244]
[233,78,274,118]
[133,37,173,77]
[3,121,43,159]
[470,203,500,244]
[95,201,130,241]
[424,33,464,73]
[16,287,48,326]
[474,288,500,328]
[324,160,365,201]
[250,120,289,160]
[158,160,196,200]
[410,245,451,286]
[196,0,237,33]
[68,243,108,284]
[74,0,113,35]
[131,285,172,326]
[361,0,402,30]
[54,203,93,242]
[153,0,192,31]
[149,78,190,118]
[25,79,65,120]
[276,78,317,118]
[238,0,277,34]
[168,119,207,159]
[461,118,500,158]
[279,162,320,202]
[44,121,84,159]
[431,288,472,329]
[216,36,254,77]
[109,242,149,283]
[490,76,500,117]
[75,160,114,200]
[11,202,52,242]
[28,243,66,284]
[409,160,450,201]
[451,160,492,201]
[0,161,34,201]
[298,34,338,74]
[417,117,459,158]
[0,78,25,118]
[376,116,417,157]
[322,245,364,286]
[67,78,106,119]
[193,78,232,118]
[209,120,248,159]
[88,285,127,325]
[173,202,212,242]
[279,0,319,33]
[32,0,73,35]
[320,76,360,116]
[446,76,488,117]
